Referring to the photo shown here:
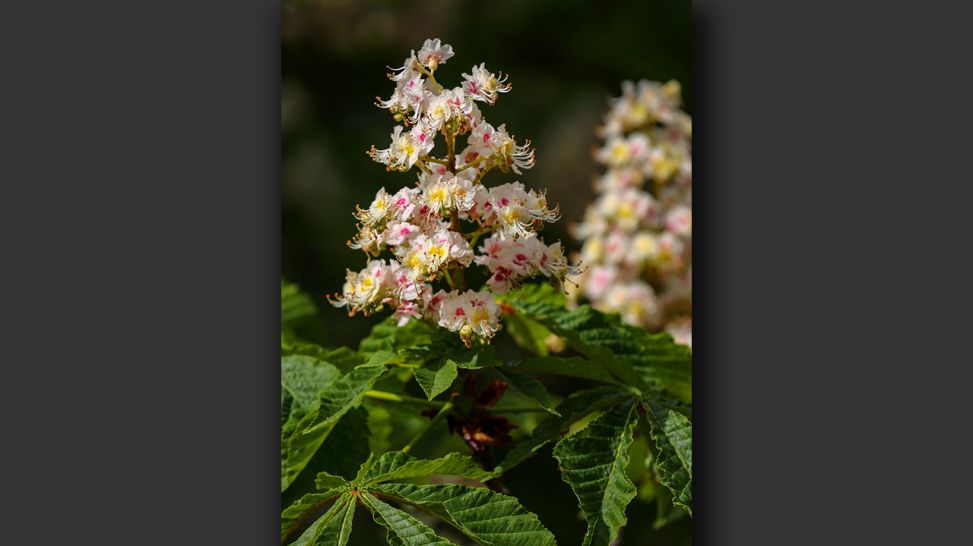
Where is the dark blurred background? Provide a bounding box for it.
[283,2,691,543]
[283,0,691,347]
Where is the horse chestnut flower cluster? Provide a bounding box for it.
[570,80,693,347]
[331,39,572,347]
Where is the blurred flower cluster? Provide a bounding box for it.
[569,80,693,348]
[331,39,571,347]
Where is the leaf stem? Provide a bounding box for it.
[493,406,551,414]
[364,389,445,408]
[402,393,457,454]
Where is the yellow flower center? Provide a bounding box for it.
[470,307,490,325]
[427,245,447,260]
[611,142,629,162]
[428,188,448,206]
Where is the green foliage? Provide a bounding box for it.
[281,362,388,491]
[553,399,640,546]
[362,451,494,485]
[282,455,554,546]
[361,492,454,546]
[289,493,356,546]
[413,359,458,400]
[282,279,318,331]
[374,483,557,545]
[281,281,692,544]
[643,399,693,514]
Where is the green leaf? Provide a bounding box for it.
[282,279,318,330]
[314,470,347,491]
[360,492,454,546]
[631,338,692,402]
[366,403,394,454]
[309,407,371,481]
[282,356,340,411]
[496,369,559,415]
[362,451,493,486]
[493,386,633,475]
[284,408,370,507]
[359,318,436,356]
[282,365,387,491]
[281,337,365,373]
[412,359,458,400]
[643,399,692,514]
[360,317,501,370]
[503,310,553,356]
[281,490,345,539]
[288,493,356,546]
[374,483,557,546]
[553,398,640,546]
[281,355,342,493]
[503,286,693,403]
[448,346,502,369]
[507,356,621,385]
[500,290,645,388]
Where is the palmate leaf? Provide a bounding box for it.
[362,451,493,486]
[494,386,634,474]
[282,365,387,491]
[284,408,371,508]
[374,483,557,546]
[553,398,640,546]
[289,492,356,546]
[361,492,455,546]
[643,399,693,514]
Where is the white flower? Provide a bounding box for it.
[388,186,419,222]
[437,289,501,346]
[365,188,392,224]
[377,72,428,119]
[466,121,502,157]
[331,260,399,314]
[474,233,571,293]
[583,265,617,301]
[417,38,454,70]
[665,205,692,237]
[628,231,659,264]
[495,124,535,174]
[369,124,435,171]
[402,227,472,278]
[418,170,477,215]
[424,87,473,131]
[462,63,511,104]
[603,231,630,264]
[384,221,420,247]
